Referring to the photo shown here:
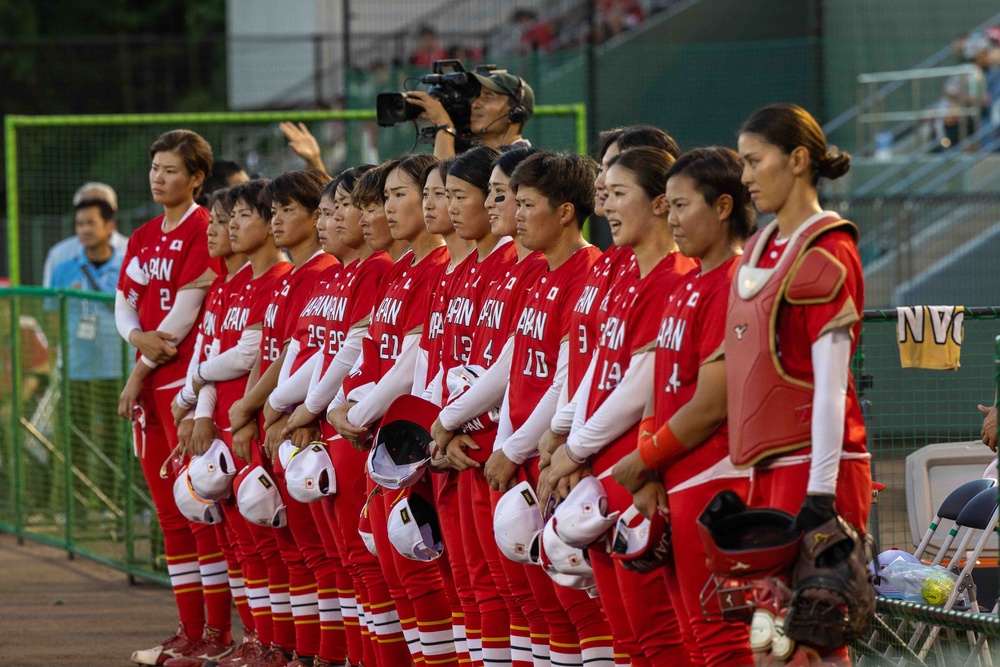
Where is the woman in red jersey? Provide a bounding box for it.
[612,147,757,667]
[328,154,459,667]
[172,188,246,452]
[199,179,293,666]
[538,125,681,485]
[543,147,696,667]
[414,155,486,667]
[725,104,868,666]
[280,166,402,667]
[114,130,227,666]
[161,187,248,667]
[417,156,476,405]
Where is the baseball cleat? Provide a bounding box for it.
[203,630,265,667]
[131,624,198,665]
[244,646,292,667]
[162,626,234,667]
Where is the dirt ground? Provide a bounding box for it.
[0,532,205,667]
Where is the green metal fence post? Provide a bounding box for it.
[4,116,21,286]
[122,332,135,580]
[8,292,24,535]
[59,292,74,555]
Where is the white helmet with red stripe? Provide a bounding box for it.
[173,466,223,525]
[234,465,287,528]
[610,506,672,574]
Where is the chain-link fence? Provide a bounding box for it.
[2,286,999,657]
[4,106,585,286]
[0,286,167,584]
[859,309,999,552]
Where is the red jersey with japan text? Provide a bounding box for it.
[288,262,344,374]
[198,273,230,363]
[259,252,338,376]
[118,206,216,386]
[466,251,547,372]
[364,246,450,384]
[585,252,696,475]
[753,229,867,456]
[422,252,473,391]
[656,256,738,488]
[568,244,637,395]
[439,238,517,403]
[508,245,601,431]
[216,262,291,427]
[456,248,546,453]
[320,251,393,374]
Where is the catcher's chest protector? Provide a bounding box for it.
[726,214,858,467]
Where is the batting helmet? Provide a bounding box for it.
[368,395,438,489]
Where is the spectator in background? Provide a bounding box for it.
[196,159,249,206]
[47,197,126,511]
[410,25,449,68]
[936,34,991,150]
[966,33,1000,144]
[513,8,555,54]
[597,0,644,41]
[42,183,127,287]
[448,43,484,63]
[0,277,51,497]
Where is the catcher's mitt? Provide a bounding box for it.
[783,515,875,649]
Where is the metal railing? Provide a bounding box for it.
[855,64,985,158]
[0,286,167,584]
[823,8,1000,141]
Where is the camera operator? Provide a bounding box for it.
[405,70,535,157]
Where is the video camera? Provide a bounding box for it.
[376,59,499,152]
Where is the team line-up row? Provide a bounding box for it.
[115,103,872,667]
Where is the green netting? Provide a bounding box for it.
[857,310,1000,554]
[2,285,999,641]
[4,107,585,286]
[0,286,166,583]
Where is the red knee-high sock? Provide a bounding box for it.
[307,500,349,664]
[218,518,255,633]
[462,472,513,666]
[194,523,233,639]
[288,571,320,658]
[165,546,206,641]
[252,521,288,648]
[435,473,477,666]
[355,590,379,667]
[134,405,205,641]
[336,574,362,665]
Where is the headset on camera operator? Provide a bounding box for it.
[406,70,535,158]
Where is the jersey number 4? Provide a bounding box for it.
[664,363,681,394]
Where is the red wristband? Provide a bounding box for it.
[638,419,686,470]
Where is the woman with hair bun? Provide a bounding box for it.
[726,103,868,665]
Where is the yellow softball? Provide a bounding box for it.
[921,572,953,605]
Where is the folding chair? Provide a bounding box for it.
[907,486,999,663]
[871,479,996,664]
[915,479,996,564]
